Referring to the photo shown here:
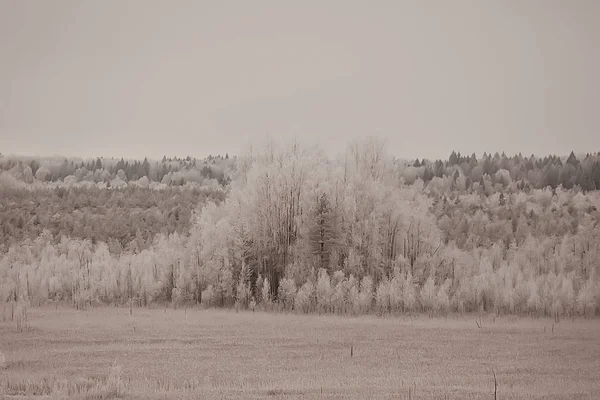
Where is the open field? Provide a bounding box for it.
[1,307,600,399]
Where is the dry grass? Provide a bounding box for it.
[1,307,599,399]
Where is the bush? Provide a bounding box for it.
[106,361,126,397]
[331,271,347,314]
[235,279,250,310]
[0,348,6,369]
[402,271,417,312]
[389,269,403,313]
[216,269,234,307]
[201,285,216,308]
[436,278,451,315]
[295,281,315,314]
[316,269,332,313]
[346,275,359,315]
[420,276,436,313]
[559,275,576,316]
[261,277,271,309]
[577,279,596,318]
[526,278,541,315]
[277,278,297,311]
[358,276,373,313]
[375,278,391,314]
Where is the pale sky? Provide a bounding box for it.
[1,0,599,161]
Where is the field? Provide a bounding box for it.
[1,307,599,399]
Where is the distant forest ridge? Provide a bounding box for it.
[2,149,600,191]
[0,153,233,188]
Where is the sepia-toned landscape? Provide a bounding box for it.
[2,1,600,399]
[2,142,600,399]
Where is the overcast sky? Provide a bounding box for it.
[1,0,599,161]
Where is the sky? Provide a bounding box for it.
[1,0,599,161]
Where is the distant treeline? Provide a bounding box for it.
[3,150,600,191]
[0,153,232,186]
[403,150,600,192]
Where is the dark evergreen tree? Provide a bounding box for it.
[308,193,339,272]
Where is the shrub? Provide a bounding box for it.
[559,275,576,316]
[331,270,345,287]
[277,277,297,311]
[358,276,374,313]
[375,278,391,314]
[346,274,359,315]
[295,281,315,313]
[513,272,530,313]
[216,269,234,307]
[420,276,437,313]
[577,279,596,318]
[402,272,417,312]
[388,273,401,312]
[316,269,332,313]
[0,348,6,369]
[106,361,125,397]
[201,285,216,308]
[526,278,541,315]
[261,277,271,309]
[331,279,346,314]
[255,275,263,302]
[235,279,250,310]
[436,278,451,315]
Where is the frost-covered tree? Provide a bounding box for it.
[420,276,437,314]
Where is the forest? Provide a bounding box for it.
[1,139,599,318]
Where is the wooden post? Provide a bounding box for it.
[493,369,498,400]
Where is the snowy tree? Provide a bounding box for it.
[420,276,437,314]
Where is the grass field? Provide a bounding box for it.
[1,306,599,399]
